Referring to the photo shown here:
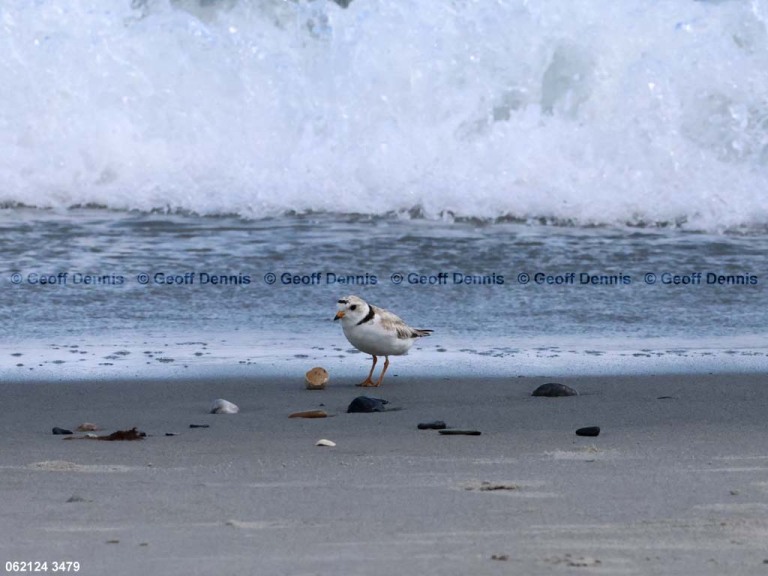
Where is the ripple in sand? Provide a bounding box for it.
[463,481,521,492]
[460,480,557,498]
[26,461,137,473]
[545,447,616,461]
[225,520,291,530]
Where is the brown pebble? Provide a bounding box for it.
[289,410,328,419]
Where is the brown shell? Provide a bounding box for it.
[305,366,329,390]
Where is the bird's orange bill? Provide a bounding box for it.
[334,311,345,321]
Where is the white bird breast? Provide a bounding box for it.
[342,320,414,356]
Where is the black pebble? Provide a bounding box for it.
[189,424,210,429]
[347,396,389,413]
[417,420,447,430]
[439,429,482,436]
[532,383,578,397]
[52,427,73,435]
[576,426,600,437]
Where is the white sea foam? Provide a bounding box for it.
[2,0,768,231]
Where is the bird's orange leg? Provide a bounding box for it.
[373,356,390,387]
[357,355,378,387]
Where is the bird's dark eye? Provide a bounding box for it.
[350,304,357,311]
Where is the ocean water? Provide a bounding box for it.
[2,0,767,379]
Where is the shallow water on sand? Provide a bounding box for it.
[2,209,767,379]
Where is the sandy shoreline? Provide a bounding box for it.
[3,372,768,575]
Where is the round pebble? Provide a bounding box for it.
[532,383,578,397]
[52,427,73,435]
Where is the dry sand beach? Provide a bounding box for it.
[3,373,768,575]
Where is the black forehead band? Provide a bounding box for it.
[337,299,349,304]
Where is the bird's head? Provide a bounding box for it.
[334,295,368,324]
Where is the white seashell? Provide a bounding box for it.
[305,367,329,390]
[76,422,100,432]
[210,399,239,414]
[315,439,336,447]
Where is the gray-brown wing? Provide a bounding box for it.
[375,306,433,340]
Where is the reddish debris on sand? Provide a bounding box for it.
[64,427,146,441]
[97,428,146,441]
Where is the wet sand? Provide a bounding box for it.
[2,373,768,575]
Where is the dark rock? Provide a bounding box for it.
[417,420,447,430]
[532,383,578,397]
[438,429,482,436]
[576,426,600,437]
[189,424,210,429]
[347,396,389,413]
[52,427,73,435]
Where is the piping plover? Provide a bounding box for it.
[334,295,432,387]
